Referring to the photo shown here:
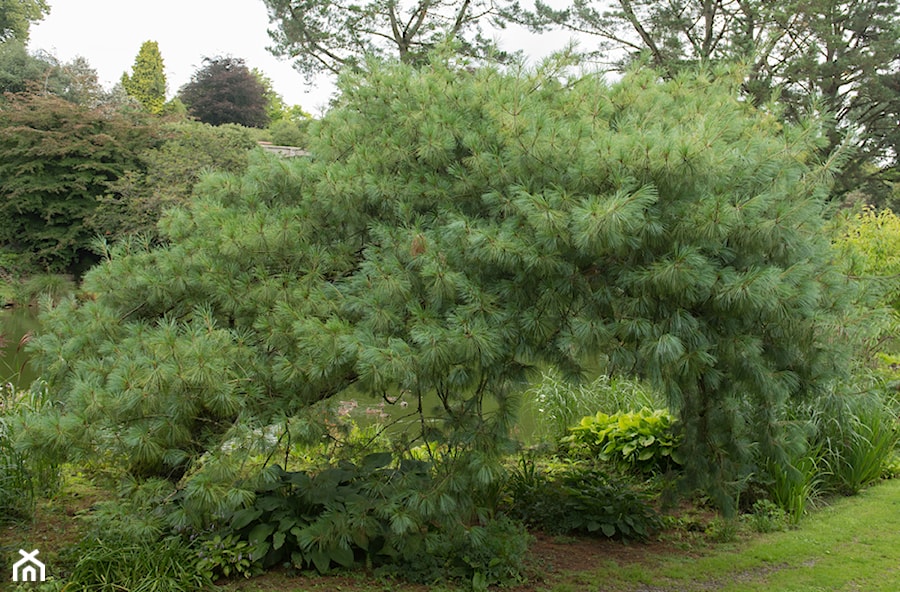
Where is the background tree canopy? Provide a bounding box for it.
[0,0,48,42]
[506,0,900,204]
[23,57,855,513]
[262,0,516,78]
[178,56,270,128]
[0,41,106,104]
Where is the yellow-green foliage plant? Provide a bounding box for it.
[566,408,681,474]
[833,206,900,359]
[835,206,900,300]
[836,207,900,294]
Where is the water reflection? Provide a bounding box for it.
[0,307,40,390]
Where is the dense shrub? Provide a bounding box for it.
[204,457,529,587]
[834,206,900,313]
[831,206,900,373]
[267,117,310,147]
[0,93,157,274]
[92,121,257,240]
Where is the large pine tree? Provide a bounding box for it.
[22,58,855,513]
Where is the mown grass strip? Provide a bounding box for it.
[563,479,900,592]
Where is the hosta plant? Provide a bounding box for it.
[209,453,528,586]
[566,408,681,474]
[507,456,662,539]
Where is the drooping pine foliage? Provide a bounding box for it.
[21,57,854,513]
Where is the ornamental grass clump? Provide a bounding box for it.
[813,392,899,495]
[0,380,59,523]
[523,369,664,442]
[0,417,33,523]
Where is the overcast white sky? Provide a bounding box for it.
[28,0,339,113]
[28,1,581,116]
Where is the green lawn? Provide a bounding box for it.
[554,479,900,592]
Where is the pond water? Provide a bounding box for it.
[338,381,543,444]
[0,307,41,391]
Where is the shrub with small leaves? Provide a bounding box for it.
[834,206,900,313]
[744,499,789,533]
[566,408,681,474]
[0,92,157,273]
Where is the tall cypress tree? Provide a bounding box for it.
[22,58,855,515]
[121,40,167,114]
